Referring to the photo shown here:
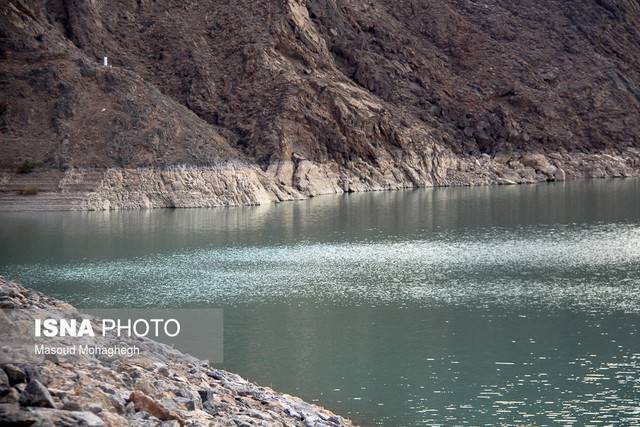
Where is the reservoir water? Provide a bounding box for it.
[1,179,639,426]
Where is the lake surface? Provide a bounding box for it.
[1,179,640,426]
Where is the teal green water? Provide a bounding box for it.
[1,180,640,425]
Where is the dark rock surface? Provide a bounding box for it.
[1,0,639,210]
[3,364,26,386]
[18,379,55,408]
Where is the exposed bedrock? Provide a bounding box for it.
[1,149,638,210]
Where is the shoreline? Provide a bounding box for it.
[1,150,639,211]
[0,277,354,426]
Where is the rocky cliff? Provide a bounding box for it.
[1,0,640,209]
[0,277,353,426]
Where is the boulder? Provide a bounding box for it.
[19,364,42,383]
[30,408,106,426]
[554,167,567,181]
[0,403,38,424]
[521,154,551,171]
[0,387,19,404]
[2,364,26,386]
[129,391,182,424]
[19,379,55,408]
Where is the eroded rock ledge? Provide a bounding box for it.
[0,277,353,426]
[1,150,639,211]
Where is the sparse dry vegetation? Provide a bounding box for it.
[17,186,39,195]
[16,160,40,174]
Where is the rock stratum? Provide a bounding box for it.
[0,276,353,426]
[1,0,640,210]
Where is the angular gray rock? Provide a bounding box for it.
[0,405,106,427]
[0,387,20,404]
[19,380,56,408]
[2,365,26,386]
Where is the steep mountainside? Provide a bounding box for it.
[1,0,640,209]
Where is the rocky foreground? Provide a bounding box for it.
[0,277,353,426]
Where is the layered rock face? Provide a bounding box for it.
[0,277,353,426]
[1,0,640,209]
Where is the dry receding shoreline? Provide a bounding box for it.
[0,277,354,426]
[1,150,639,211]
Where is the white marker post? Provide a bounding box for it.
[103,56,108,67]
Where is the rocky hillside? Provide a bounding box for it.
[1,0,640,209]
[0,277,353,426]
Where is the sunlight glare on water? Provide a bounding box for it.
[1,179,640,425]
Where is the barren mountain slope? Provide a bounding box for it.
[1,0,640,209]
